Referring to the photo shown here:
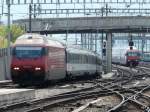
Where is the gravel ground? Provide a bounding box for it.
[45,94,122,112]
[144,90,150,96]
[81,95,121,112]
[123,77,150,88]
[120,102,144,112]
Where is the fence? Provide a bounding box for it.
[0,48,8,80]
[0,48,7,57]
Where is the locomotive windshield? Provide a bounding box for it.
[12,46,45,58]
[127,52,140,56]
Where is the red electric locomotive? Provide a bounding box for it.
[125,47,141,66]
[11,33,66,85]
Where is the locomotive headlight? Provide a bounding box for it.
[35,67,41,71]
[13,67,20,70]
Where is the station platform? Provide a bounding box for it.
[0,80,11,84]
[0,83,93,107]
[0,89,34,107]
[35,83,93,100]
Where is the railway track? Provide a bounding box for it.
[0,85,114,112]
[0,65,150,112]
[106,66,150,112]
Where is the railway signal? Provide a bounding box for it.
[102,41,106,56]
[129,41,134,47]
[129,34,134,50]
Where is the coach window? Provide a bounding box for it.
[87,55,89,64]
[85,55,88,63]
[69,53,72,63]
[73,54,76,63]
[78,54,80,63]
[82,55,84,63]
[98,58,101,65]
[94,56,96,64]
[77,54,79,63]
[80,54,82,63]
[67,53,70,63]
[75,54,77,63]
[76,54,78,63]
[83,55,85,63]
[90,56,92,64]
[88,55,91,64]
[79,54,82,63]
[68,53,71,62]
[71,53,73,63]
[88,55,90,64]
[81,55,84,64]
[96,58,99,65]
[93,56,95,64]
[100,59,102,65]
[81,54,83,63]
[89,55,92,64]
[92,56,94,64]
[72,54,75,63]
[91,56,93,64]
[77,54,80,63]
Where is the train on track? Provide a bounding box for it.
[112,46,141,66]
[139,52,150,66]
[11,33,102,86]
[141,52,150,62]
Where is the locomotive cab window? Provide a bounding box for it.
[126,52,139,56]
[13,46,45,58]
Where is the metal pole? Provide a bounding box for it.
[85,34,87,49]
[95,33,97,52]
[106,33,112,73]
[75,34,77,45]
[106,4,108,16]
[34,4,36,18]
[142,34,145,54]
[101,7,104,72]
[29,4,32,33]
[66,11,69,44]
[88,34,90,49]
[6,0,11,79]
[90,34,92,50]
[81,33,83,48]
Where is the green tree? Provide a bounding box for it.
[0,24,25,48]
[0,25,7,37]
[0,25,7,48]
[10,25,25,42]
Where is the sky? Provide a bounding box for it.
[1,0,150,24]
